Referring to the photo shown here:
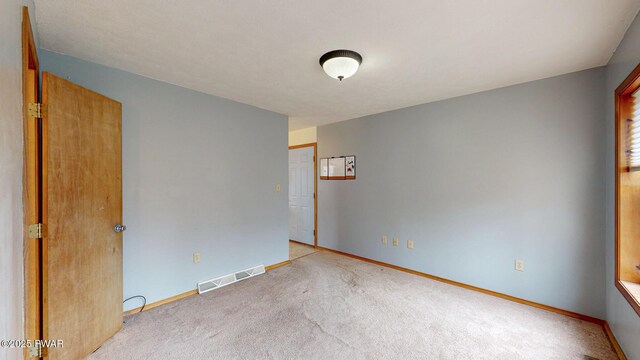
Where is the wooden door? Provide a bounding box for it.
[42,72,123,359]
[289,146,315,245]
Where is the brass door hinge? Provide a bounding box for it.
[28,103,46,118]
[28,342,47,358]
[28,223,46,239]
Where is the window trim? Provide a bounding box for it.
[615,61,640,317]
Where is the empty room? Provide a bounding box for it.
[3,1,640,359]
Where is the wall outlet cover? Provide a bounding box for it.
[382,235,388,245]
[515,259,524,272]
[407,240,414,249]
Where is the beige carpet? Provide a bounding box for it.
[90,251,617,360]
[289,241,317,260]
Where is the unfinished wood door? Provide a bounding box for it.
[42,72,123,359]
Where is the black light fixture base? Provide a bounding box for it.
[319,50,363,67]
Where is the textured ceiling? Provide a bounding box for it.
[35,0,640,130]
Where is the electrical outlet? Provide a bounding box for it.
[515,259,524,272]
[276,184,281,192]
[393,237,398,246]
[382,235,388,245]
[407,240,414,249]
[194,252,201,264]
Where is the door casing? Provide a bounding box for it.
[22,6,42,358]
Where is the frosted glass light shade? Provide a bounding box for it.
[322,57,359,80]
[319,50,362,81]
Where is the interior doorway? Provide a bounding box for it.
[22,8,125,357]
[288,143,318,260]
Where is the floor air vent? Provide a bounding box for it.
[197,265,265,294]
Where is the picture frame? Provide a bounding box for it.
[319,156,356,180]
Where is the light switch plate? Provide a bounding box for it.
[407,240,414,249]
[276,184,281,192]
[194,252,201,263]
[515,259,524,272]
[393,237,398,246]
[382,235,388,245]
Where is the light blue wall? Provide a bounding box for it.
[40,50,289,311]
[318,68,607,319]
[605,13,640,360]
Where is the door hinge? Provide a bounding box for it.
[28,342,46,358]
[28,103,46,118]
[28,223,46,239]
[313,229,316,236]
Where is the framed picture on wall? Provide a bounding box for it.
[320,156,356,180]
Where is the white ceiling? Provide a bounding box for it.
[35,0,640,130]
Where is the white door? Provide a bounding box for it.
[289,146,315,245]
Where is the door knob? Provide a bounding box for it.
[114,224,127,233]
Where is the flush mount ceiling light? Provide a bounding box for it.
[319,50,362,81]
